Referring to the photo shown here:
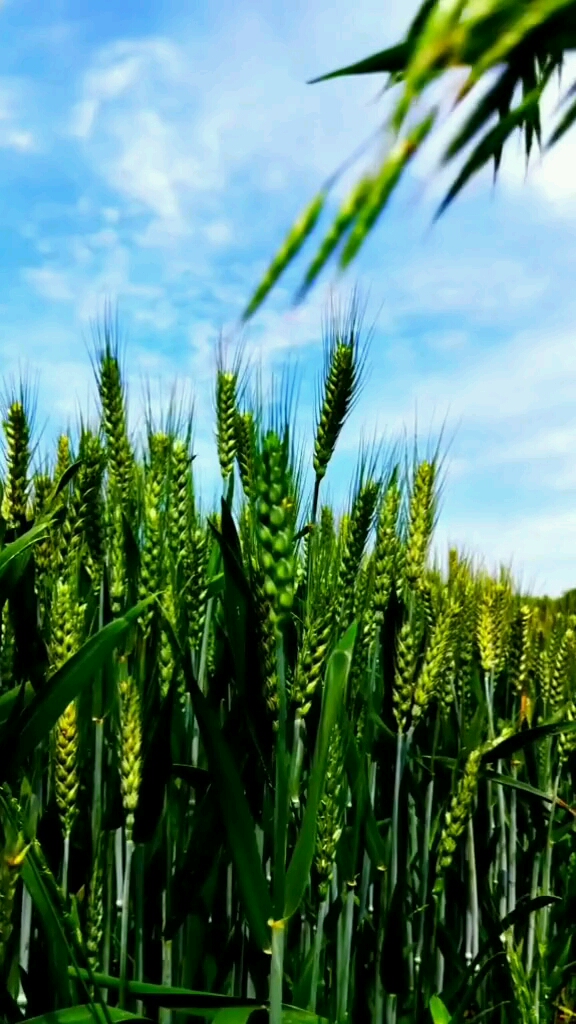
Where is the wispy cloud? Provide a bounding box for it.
[2,0,576,596]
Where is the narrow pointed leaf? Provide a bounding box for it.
[23,1010,147,1024]
[49,460,82,504]
[0,518,53,580]
[242,191,327,321]
[4,597,154,772]
[177,646,273,951]
[437,84,550,218]
[548,92,576,146]
[68,969,261,1011]
[484,768,576,814]
[482,719,576,763]
[283,623,357,920]
[308,43,409,83]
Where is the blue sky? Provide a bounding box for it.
[2,0,576,595]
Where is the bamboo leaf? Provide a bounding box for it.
[283,623,357,921]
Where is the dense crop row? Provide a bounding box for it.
[0,300,575,1024]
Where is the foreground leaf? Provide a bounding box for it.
[429,994,452,1024]
[176,636,273,951]
[23,1010,147,1024]
[283,622,357,920]
[3,597,154,774]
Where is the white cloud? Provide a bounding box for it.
[23,268,74,302]
[0,78,37,152]
[3,129,35,151]
[435,508,576,598]
[390,255,550,321]
[65,7,404,240]
[204,220,233,246]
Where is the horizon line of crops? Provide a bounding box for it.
[0,295,576,1024]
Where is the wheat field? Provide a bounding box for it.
[0,298,575,1024]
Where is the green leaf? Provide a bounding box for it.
[429,995,452,1024]
[484,768,576,813]
[283,623,357,920]
[16,843,72,1008]
[548,90,576,146]
[133,679,176,844]
[23,1009,148,1024]
[0,518,53,582]
[242,191,326,321]
[0,681,34,726]
[442,63,518,162]
[171,763,211,791]
[49,460,83,504]
[307,0,434,83]
[207,572,225,599]
[68,970,261,1012]
[3,597,154,775]
[211,1012,260,1024]
[308,43,409,83]
[437,80,552,218]
[342,712,387,870]
[281,1008,328,1024]
[482,720,576,764]
[177,647,273,951]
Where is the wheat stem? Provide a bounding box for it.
[269,919,285,1024]
[119,837,135,1007]
[309,897,329,1013]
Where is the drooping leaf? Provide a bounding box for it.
[482,719,576,764]
[242,191,327,321]
[48,460,83,505]
[0,518,53,582]
[436,79,553,218]
[548,88,576,145]
[484,768,576,815]
[0,681,34,727]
